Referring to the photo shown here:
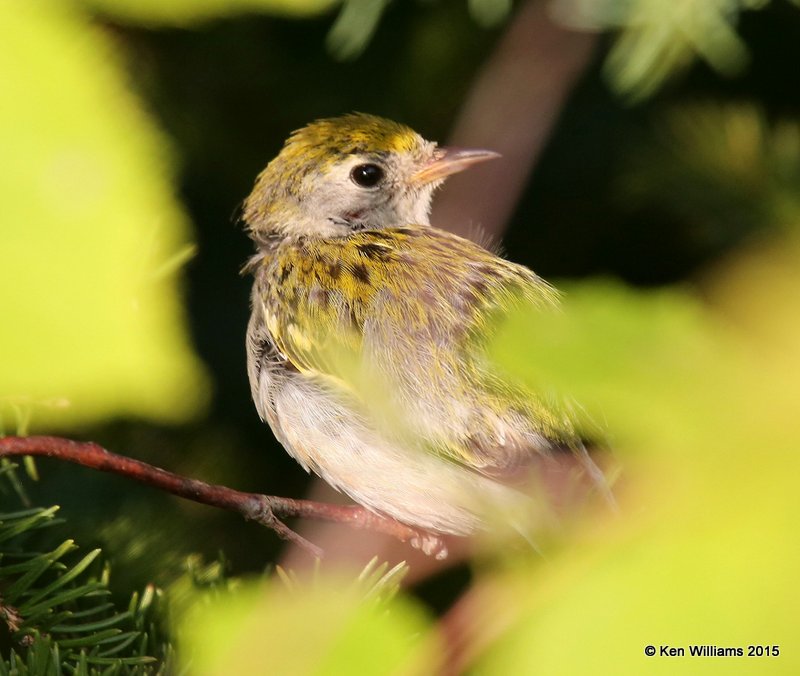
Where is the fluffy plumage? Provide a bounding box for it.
[243,114,602,535]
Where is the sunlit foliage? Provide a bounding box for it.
[0,2,208,429]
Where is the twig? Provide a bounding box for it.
[0,436,448,560]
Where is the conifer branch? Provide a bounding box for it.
[0,436,448,560]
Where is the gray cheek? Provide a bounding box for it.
[308,182,355,218]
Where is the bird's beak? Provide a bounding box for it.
[411,147,500,185]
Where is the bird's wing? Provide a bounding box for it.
[257,226,575,473]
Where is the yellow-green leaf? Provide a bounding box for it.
[178,577,438,675]
[0,1,208,430]
[480,237,800,673]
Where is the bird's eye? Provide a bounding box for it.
[350,163,384,188]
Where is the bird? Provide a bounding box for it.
[242,113,608,541]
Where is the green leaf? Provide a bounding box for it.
[0,508,60,545]
[22,550,102,610]
[22,584,107,620]
[4,541,78,599]
[50,612,133,634]
[476,237,800,673]
[326,0,391,60]
[0,1,209,430]
[178,575,438,675]
[468,0,513,27]
[553,0,775,100]
[56,629,123,649]
[0,498,171,670]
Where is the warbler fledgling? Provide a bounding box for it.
[243,113,606,539]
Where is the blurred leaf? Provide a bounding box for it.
[0,2,209,429]
[553,0,774,100]
[468,0,513,27]
[477,438,800,675]
[327,0,513,60]
[477,234,800,672]
[79,0,338,26]
[326,0,391,60]
[178,572,438,675]
[490,278,740,449]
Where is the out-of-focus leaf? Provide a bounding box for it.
[476,439,800,675]
[468,0,513,27]
[79,0,337,26]
[491,279,743,450]
[552,0,773,100]
[326,0,391,60]
[0,2,208,429]
[178,575,438,675]
[477,235,800,673]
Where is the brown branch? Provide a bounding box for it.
[0,435,448,560]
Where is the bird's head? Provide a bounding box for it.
[243,113,498,241]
